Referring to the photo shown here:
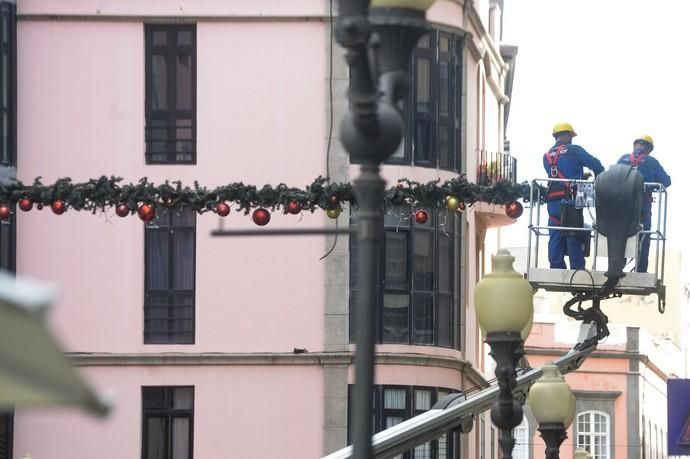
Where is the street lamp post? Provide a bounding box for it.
[528,364,576,459]
[334,1,435,457]
[475,249,534,458]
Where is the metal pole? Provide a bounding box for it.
[351,164,385,459]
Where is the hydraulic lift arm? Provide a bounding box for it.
[323,325,597,459]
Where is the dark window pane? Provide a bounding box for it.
[417,34,430,48]
[147,118,168,161]
[146,417,167,459]
[414,120,432,162]
[177,30,192,45]
[152,30,167,46]
[413,231,433,291]
[172,231,194,290]
[385,231,408,290]
[176,118,193,158]
[171,207,195,227]
[350,236,358,287]
[384,206,411,227]
[439,125,450,168]
[173,387,193,409]
[143,387,167,409]
[151,54,168,110]
[439,36,450,52]
[1,54,6,108]
[438,231,451,293]
[176,54,192,110]
[439,61,449,115]
[146,232,169,290]
[172,417,190,459]
[414,294,434,344]
[415,58,431,110]
[438,295,451,347]
[383,388,406,409]
[382,294,409,343]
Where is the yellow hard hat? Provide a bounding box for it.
[634,134,654,151]
[552,122,577,137]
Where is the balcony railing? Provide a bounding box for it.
[477,150,517,185]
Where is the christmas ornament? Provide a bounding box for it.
[18,198,32,212]
[447,196,460,211]
[326,207,341,219]
[138,204,156,222]
[286,200,301,215]
[51,200,66,215]
[164,196,175,207]
[115,203,130,217]
[252,208,270,226]
[37,203,43,210]
[505,201,523,219]
[415,210,429,224]
[459,202,466,211]
[216,202,230,217]
[0,205,10,220]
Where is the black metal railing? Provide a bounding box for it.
[477,150,517,185]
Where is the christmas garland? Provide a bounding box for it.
[0,175,531,223]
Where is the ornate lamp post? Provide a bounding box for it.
[574,449,592,459]
[334,1,436,457]
[475,249,534,458]
[528,364,576,459]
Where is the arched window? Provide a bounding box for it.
[577,411,610,459]
[512,415,530,459]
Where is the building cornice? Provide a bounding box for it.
[68,351,477,373]
[572,390,622,400]
[17,14,328,22]
[525,347,671,382]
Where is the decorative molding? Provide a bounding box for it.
[525,347,670,381]
[572,390,622,400]
[68,351,477,373]
[17,14,329,22]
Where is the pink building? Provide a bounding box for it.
[522,321,681,459]
[0,0,519,458]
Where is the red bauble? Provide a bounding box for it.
[0,205,10,220]
[115,203,130,218]
[252,208,271,226]
[505,201,523,219]
[329,194,339,205]
[18,198,32,212]
[138,204,156,222]
[216,202,230,217]
[458,202,466,211]
[286,200,301,215]
[51,200,66,215]
[415,210,429,224]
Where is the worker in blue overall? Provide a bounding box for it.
[544,123,604,269]
[616,135,671,272]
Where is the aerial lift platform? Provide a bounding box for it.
[526,177,668,313]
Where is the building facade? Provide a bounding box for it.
[1,0,518,458]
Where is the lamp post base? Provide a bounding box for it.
[538,422,567,459]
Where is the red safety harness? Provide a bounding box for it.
[629,152,643,168]
[629,152,653,202]
[544,145,571,200]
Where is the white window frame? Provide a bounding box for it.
[577,410,611,459]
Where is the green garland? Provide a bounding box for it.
[0,175,531,214]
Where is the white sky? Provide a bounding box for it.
[500,0,689,254]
